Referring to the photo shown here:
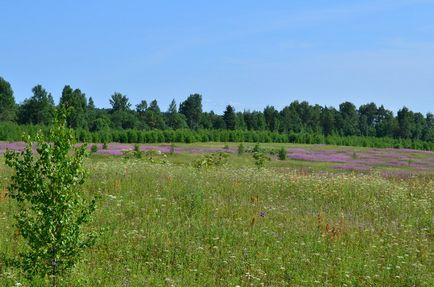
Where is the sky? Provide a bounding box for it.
[1,0,434,114]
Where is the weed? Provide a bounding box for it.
[91,144,98,153]
[193,152,229,168]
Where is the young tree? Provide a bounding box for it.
[5,110,97,286]
[0,76,16,122]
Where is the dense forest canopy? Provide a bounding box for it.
[0,77,433,148]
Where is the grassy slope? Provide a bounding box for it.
[0,151,433,286]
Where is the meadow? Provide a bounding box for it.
[0,142,433,286]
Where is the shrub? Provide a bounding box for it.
[278,147,287,160]
[252,152,270,168]
[91,144,98,153]
[4,111,97,286]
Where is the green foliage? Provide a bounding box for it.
[166,99,188,130]
[142,100,166,129]
[18,85,55,125]
[193,152,229,168]
[278,147,287,160]
[110,111,138,129]
[109,92,131,112]
[133,144,142,158]
[135,100,148,113]
[123,144,142,159]
[123,148,168,163]
[4,111,97,285]
[1,83,433,151]
[134,144,140,152]
[252,152,270,168]
[1,81,433,150]
[237,143,245,155]
[91,144,98,153]
[223,105,236,130]
[1,126,433,151]
[253,143,261,153]
[263,105,280,132]
[179,94,202,129]
[338,101,359,136]
[0,76,16,122]
[142,150,167,163]
[59,85,88,129]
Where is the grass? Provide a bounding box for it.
[0,145,433,286]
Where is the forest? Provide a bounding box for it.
[1,76,433,150]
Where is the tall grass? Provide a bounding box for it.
[0,158,433,286]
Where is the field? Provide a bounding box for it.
[0,142,433,286]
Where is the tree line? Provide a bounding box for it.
[0,76,433,149]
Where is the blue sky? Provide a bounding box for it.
[2,0,434,114]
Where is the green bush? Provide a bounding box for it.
[278,147,287,160]
[252,152,270,168]
[91,144,98,153]
[4,111,97,285]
